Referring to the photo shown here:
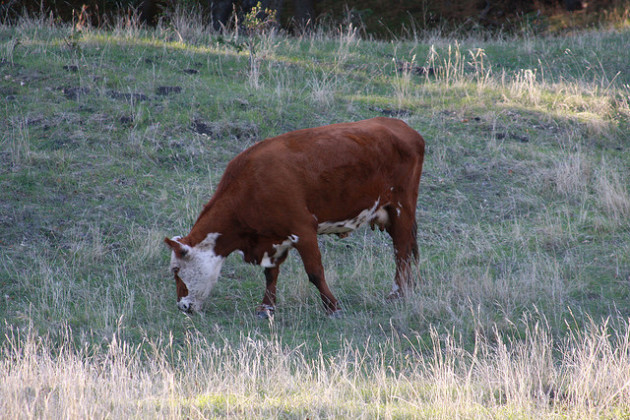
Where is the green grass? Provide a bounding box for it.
[1,12,630,418]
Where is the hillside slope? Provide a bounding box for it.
[1,16,629,417]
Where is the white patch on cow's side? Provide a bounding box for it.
[259,235,299,268]
[272,238,293,258]
[317,200,388,234]
[169,233,225,312]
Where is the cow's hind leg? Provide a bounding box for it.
[386,206,419,298]
[293,233,341,317]
[256,254,287,319]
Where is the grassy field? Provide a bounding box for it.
[1,11,630,418]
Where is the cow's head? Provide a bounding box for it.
[164,234,224,313]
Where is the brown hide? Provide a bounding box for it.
[168,117,425,316]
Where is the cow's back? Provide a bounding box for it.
[212,117,424,231]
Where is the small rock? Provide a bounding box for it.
[191,119,212,136]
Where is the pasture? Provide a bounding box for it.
[1,11,630,418]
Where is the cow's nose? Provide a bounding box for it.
[177,301,192,313]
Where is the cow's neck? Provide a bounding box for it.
[185,201,239,257]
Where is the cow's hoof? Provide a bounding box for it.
[328,309,343,319]
[386,291,402,300]
[256,311,271,319]
[256,305,275,319]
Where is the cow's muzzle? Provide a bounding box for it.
[177,300,194,313]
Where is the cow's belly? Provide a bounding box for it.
[316,201,390,234]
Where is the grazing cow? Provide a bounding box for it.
[164,117,425,318]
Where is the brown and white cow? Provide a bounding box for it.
[164,117,425,318]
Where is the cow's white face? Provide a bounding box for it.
[165,233,224,313]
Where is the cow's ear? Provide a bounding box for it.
[164,237,179,250]
[164,237,189,257]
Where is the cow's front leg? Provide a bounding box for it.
[293,234,341,317]
[256,266,279,319]
[256,252,287,319]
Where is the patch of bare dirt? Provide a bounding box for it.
[191,119,259,141]
[62,86,90,100]
[156,86,182,95]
